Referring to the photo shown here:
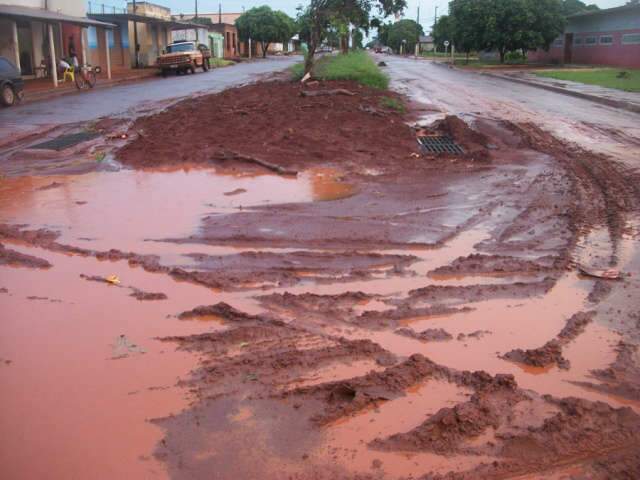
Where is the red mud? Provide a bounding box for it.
[3,78,640,480]
[573,341,640,401]
[0,243,51,269]
[117,80,421,173]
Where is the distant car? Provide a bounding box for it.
[0,56,24,107]
[157,41,211,77]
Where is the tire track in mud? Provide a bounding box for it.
[3,76,640,478]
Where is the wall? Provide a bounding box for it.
[529,8,640,68]
[128,2,171,20]
[48,0,86,17]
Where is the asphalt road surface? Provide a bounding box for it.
[0,56,299,136]
[379,54,640,169]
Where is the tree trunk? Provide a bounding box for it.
[261,42,270,58]
[499,48,506,64]
[466,52,469,64]
[340,34,349,54]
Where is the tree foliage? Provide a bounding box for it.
[386,19,423,53]
[299,0,407,74]
[560,0,599,17]
[236,6,296,58]
[438,0,565,63]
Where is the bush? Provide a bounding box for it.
[505,51,527,64]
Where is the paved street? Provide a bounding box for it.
[380,55,640,168]
[0,56,299,139]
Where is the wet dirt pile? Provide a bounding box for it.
[425,115,491,162]
[503,311,594,369]
[573,341,640,401]
[162,302,396,398]
[117,80,420,172]
[395,327,453,342]
[428,253,556,277]
[0,243,51,269]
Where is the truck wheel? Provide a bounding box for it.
[1,84,15,107]
[189,61,196,74]
[161,69,168,78]
[202,58,209,72]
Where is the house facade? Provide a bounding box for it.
[529,3,640,68]
[0,0,115,86]
[88,2,194,69]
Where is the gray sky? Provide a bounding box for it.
[149,0,629,31]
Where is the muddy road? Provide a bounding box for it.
[1,57,640,480]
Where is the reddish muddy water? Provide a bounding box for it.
[1,159,636,479]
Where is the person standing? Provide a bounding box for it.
[68,35,79,68]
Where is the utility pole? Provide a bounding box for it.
[195,0,198,18]
[133,0,139,68]
[415,4,420,56]
[218,3,222,24]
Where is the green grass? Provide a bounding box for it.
[379,96,405,112]
[534,68,640,92]
[291,51,389,89]
[290,62,305,81]
[209,58,234,68]
[421,51,475,59]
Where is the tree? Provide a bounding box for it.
[300,0,407,74]
[560,0,599,17]
[386,19,423,53]
[446,0,565,63]
[236,6,296,58]
[448,0,483,60]
[432,15,453,51]
[352,29,364,49]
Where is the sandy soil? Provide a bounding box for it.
[1,77,639,479]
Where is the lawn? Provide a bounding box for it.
[291,50,389,89]
[534,68,640,92]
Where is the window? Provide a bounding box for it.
[622,33,640,45]
[553,37,564,47]
[585,36,597,45]
[574,37,584,46]
[166,42,195,53]
[599,35,613,45]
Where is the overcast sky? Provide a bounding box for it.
[147,0,629,31]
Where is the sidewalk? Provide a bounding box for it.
[22,68,159,104]
[480,69,640,114]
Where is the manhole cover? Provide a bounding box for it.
[417,135,464,155]
[29,131,100,151]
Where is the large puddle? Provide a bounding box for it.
[1,160,635,479]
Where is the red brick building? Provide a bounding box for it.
[529,3,640,68]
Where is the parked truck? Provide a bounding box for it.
[157,41,211,77]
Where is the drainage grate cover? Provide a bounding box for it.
[417,135,464,155]
[29,131,100,151]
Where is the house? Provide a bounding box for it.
[0,0,115,86]
[418,35,434,53]
[183,11,294,58]
[88,2,201,69]
[529,2,640,68]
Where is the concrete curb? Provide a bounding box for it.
[480,71,640,115]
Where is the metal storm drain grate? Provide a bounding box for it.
[417,135,464,155]
[29,131,100,151]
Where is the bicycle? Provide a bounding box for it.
[58,59,101,90]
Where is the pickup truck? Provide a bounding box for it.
[157,41,211,77]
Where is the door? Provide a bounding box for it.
[564,33,573,64]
